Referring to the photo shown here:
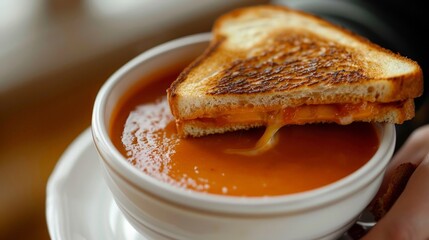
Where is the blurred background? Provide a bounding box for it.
[0,0,427,239]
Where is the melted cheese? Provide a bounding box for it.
[217,102,378,125]
[226,123,282,156]
[223,102,382,155]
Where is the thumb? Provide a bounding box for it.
[374,125,429,203]
[363,153,429,239]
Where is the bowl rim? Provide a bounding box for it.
[92,32,396,214]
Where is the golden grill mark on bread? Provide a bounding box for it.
[168,38,226,100]
[208,32,370,95]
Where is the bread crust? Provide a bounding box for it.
[168,38,225,118]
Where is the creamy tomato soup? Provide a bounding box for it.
[110,66,379,197]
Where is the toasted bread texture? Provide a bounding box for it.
[167,5,423,137]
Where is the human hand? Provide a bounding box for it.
[362,125,429,239]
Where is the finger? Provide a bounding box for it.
[386,125,429,177]
[380,125,429,191]
[363,153,429,240]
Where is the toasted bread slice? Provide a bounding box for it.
[167,5,423,137]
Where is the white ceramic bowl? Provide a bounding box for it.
[92,33,396,240]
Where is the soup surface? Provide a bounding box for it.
[110,67,379,197]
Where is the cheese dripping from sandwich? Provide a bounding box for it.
[225,122,282,156]
[224,101,397,156]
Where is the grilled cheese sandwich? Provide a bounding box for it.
[167,5,423,139]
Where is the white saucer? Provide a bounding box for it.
[46,128,146,240]
[46,128,366,240]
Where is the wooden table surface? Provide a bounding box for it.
[0,66,109,240]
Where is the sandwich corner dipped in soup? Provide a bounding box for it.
[110,5,423,197]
